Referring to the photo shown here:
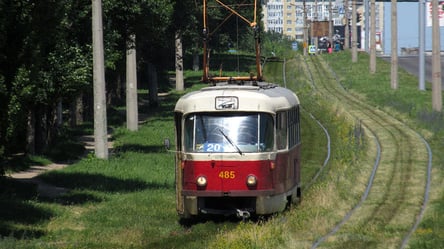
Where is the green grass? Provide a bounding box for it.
[1,52,443,248]
[0,74,240,248]
[323,51,444,249]
[324,51,444,133]
[3,155,53,174]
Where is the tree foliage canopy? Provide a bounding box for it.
[0,0,283,166]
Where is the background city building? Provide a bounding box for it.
[263,1,444,55]
[262,0,384,52]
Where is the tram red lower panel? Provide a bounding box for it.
[182,160,273,194]
[182,145,300,194]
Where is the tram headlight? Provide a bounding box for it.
[196,176,207,187]
[246,175,257,187]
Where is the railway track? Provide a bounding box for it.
[303,111,331,192]
[266,57,332,193]
[301,55,433,249]
[279,58,332,191]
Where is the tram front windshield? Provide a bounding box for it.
[184,113,274,153]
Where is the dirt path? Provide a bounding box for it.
[9,163,70,198]
[8,135,113,198]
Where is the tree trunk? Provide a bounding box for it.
[70,93,84,127]
[126,34,138,131]
[56,100,63,127]
[26,108,35,155]
[175,31,184,91]
[92,0,108,159]
[34,106,51,155]
[193,52,199,71]
[148,62,159,107]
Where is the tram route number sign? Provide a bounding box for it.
[203,142,224,152]
[309,45,316,54]
[219,170,236,179]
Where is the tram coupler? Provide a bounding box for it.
[236,209,251,220]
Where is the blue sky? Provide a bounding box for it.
[383,2,444,54]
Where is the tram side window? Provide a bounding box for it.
[260,114,274,152]
[276,111,287,150]
[184,115,195,152]
[296,106,301,143]
[288,106,301,147]
[175,112,183,151]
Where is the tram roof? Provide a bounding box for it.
[175,81,300,115]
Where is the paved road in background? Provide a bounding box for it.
[382,55,444,89]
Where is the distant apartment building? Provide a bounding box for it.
[262,0,385,52]
[263,0,284,33]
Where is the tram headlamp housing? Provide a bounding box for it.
[246,175,257,187]
[196,176,207,187]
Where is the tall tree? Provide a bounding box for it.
[0,0,179,164]
[92,0,109,159]
[0,1,92,155]
[126,34,138,131]
[172,0,199,90]
[101,0,173,106]
[175,31,184,91]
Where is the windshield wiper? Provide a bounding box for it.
[218,129,243,155]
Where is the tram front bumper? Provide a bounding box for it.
[182,193,287,216]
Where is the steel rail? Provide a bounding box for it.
[302,56,383,248]
[275,57,332,194]
[307,55,433,249]
[323,56,433,249]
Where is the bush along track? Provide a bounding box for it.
[304,55,432,249]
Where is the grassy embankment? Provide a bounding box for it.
[324,51,444,249]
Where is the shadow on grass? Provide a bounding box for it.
[46,191,104,206]
[41,172,172,192]
[114,144,166,154]
[2,155,49,173]
[0,178,50,239]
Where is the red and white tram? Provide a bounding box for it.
[173,81,301,219]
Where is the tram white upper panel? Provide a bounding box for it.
[175,82,300,115]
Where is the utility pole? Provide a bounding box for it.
[314,0,318,53]
[351,0,357,62]
[369,0,376,74]
[329,0,333,51]
[419,0,426,91]
[364,0,369,52]
[308,2,314,49]
[344,0,349,49]
[92,0,109,159]
[126,34,138,131]
[304,0,308,56]
[431,0,442,112]
[391,0,398,89]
